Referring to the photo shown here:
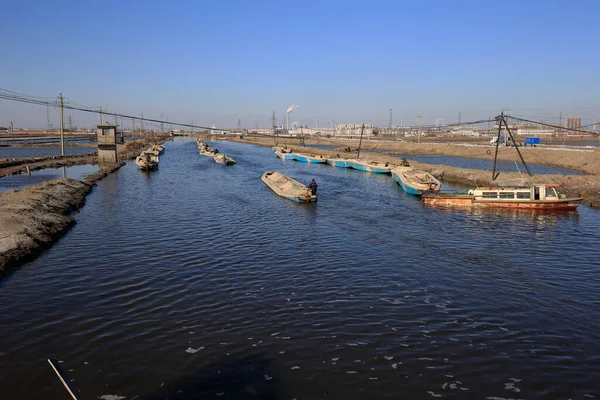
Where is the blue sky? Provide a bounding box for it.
[2,0,599,129]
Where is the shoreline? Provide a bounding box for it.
[0,135,169,277]
[223,135,600,208]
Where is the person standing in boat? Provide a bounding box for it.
[307,179,318,195]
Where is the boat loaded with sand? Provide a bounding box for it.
[351,160,392,174]
[135,152,159,170]
[422,184,582,210]
[261,171,317,203]
[214,153,236,165]
[151,144,165,155]
[392,168,441,195]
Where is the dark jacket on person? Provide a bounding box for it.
[307,181,318,195]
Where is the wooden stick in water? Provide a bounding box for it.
[47,359,83,400]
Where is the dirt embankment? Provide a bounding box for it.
[0,135,172,277]
[231,136,600,208]
[0,179,91,275]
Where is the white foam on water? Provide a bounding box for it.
[279,351,285,354]
[427,391,442,397]
[271,332,280,336]
[442,383,448,389]
[369,377,378,380]
[419,357,433,361]
[445,375,453,378]
[98,395,126,400]
[264,374,272,381]
[185,347,203,354]
[188,332,194,334]
[281,337,291,340]
[391,363,397,369]
[499,326,509,331]
[504,382,521,393]
[508,378,521,383]
[216,392,225,396]
[331,358,339,361]
[291,366,300,370]
[384,356,393,360]
[347,371,357,374]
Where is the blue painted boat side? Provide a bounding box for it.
[351,162,390,174]
[327,159,352,168]
[392,171,423,195]
[276,153,295,160]
[294,154,326,163]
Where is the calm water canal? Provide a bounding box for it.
[1,138,599,399]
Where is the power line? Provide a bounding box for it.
[0,87,230,132]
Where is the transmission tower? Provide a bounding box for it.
[160,113,164,132]
[271,110,276,129]
[238,118,242,131]
[67,115,73,131]
[389,109,392,130]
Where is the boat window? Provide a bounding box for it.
[482,191,497,199]
[517,191,531,199]
[545,187,558,198]
[534,187,540,200]
[499,192,515,199]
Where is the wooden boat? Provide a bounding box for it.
[327,158,354,168]
[145,148,160,156]
[214,153,236,165]
[151,144,165,154]
[261,171,317,203]
[199,146,215,156]
[275,150,295,160]
[293,153,327,163]
[392,168,441,195]
[422,184,582,210]
[135,152,159,170]
[351,160,392,174]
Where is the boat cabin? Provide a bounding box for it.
[468,185,563,201]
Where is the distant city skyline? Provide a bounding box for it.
[1,0,599,130]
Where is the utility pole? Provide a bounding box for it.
[458,112,461,125]
[10,121,13,134]
[160,113,164,133]
[316,115,319,129]
[238,118,241,131]
[59,93,65,156]
[98,107,103,124]
[67,115,73,131]
[271,110,276,130]
[400,117,403,128]
[488,116,491,132]
[141,113,144,135]
[388,108,392,134]
[132,118,135,139]
[331,115,334,129]
[357,124,365,159]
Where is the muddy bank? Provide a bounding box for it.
[0,179,91,276]
[239,140,600,209]
[0,135,170,276]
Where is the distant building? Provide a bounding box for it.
[565,116,582,131]
[517,127,555,136]
[0,127,7,132]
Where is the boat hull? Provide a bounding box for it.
[276,151,295,160]
[392,169,440,196]
[422,194,581,210]
[293,153,326,163]
[351,161,391,174]
[327,159,353,168]
[261,171,317,203]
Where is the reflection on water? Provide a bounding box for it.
[0,164,98,192]
[0,139,599,399]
